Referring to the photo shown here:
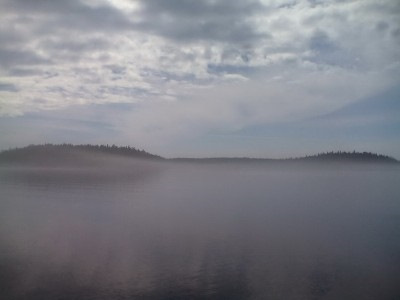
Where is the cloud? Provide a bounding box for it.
[0,0,399,156]
[135,0,268,44]
[1,0,133,33]
[0,82,18,92]
[0,48,51,68]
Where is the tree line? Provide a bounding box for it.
[0,143,163,163]
[299,151,397,162]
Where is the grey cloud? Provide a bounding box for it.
[221,47,254,63]
[8,68,42,77]
[0,0,268,62]
[0,48,51,68]
[104,65,127,75]
[2,0,133,32]
[277,1,298,9]
[45,86,68,94]
[98,85,151,98]
[136,0,268,44]
[302,6,348,27]
[364,1,400,15]
[42,37,111,53]
[307,31,359,68]
[140,0,265,17]
[0,82,18,92]
[0,28,26,46]
[376,21,389,32]
[36,37,112,62]
[309,31,337,54]
[207,64,259,77]
[141,68,208,85]
[44,85,99,101]
[307,0,351,7]
[0,0,398,121]
[392,28,400,37]
[3,0,88,14]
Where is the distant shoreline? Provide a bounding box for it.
[0,144,398,166]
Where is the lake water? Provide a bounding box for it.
[1,162,399,299]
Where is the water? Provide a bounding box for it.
[1,162,399,299]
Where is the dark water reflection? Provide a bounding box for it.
[1,162,400,299]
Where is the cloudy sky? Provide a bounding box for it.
[0,0,399,158]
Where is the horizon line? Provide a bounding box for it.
[1,143,398,162]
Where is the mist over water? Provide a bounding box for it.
[1,160,399,299]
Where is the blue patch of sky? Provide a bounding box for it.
[197,86,400,157]
[0,112,117,144]
[324,85,400,117]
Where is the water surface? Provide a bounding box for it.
[1,162,399,299]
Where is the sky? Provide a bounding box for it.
[0,0,399,158]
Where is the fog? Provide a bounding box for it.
[1,160,399,299]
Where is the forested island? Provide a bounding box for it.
[0,144,397,166]
[0,144,162,166]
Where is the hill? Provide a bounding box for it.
[296,151,397,163]
[0,144,163,166]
